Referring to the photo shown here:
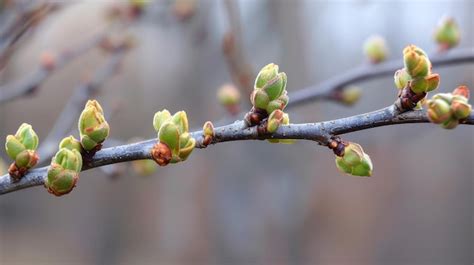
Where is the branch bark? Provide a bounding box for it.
[1,106,472,195]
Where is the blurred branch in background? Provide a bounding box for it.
[0,28,110,104]
[0,1,60,69]
[36,40,131,163]
[222,0,254,97]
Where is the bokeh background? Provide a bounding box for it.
[0,0,473,264]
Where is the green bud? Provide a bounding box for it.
[394,68,411,90]
[426,98,452,124]
[340,86,361,105]
[153,109,172,133]
[267,110,284,133]
[5,123,39,178]
[363,35,389,63]
[59,136,83,152]
[177,135,195,162]
[217,84,241,106]
[403,45,431,78]
[335,142,373,177]
[434,16,460,50]
[14,150,38,168]
[252,63,288,113]
[255,63,279,89]
[451,96,472,120]
[267,113,295,144]
[159,122,180,155]
[78,100,110,151]
[45,148,83,196]
[5,135,26,161]
[203,121,215,137]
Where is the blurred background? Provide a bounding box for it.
[0,0,473,264]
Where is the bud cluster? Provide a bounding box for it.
[78,100,110,153]
[152,110,196,166]
[331,140,373,177]
[363,35,389,64]
[246,63,288,126]
[434,16,460,51]
[426,85,472,129]
[44,136,83,196]
[5,123,39,181]
[267,111,294,144]
[394,45,440,95]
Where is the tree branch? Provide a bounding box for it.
[0,28,109,104]
[288,47,474,107]
[36,46,128,162]
[1,106,472,195]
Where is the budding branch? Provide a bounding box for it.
[1,106,473,195]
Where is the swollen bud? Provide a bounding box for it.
[217,83,241,115]
[267,112,295,144]
[426,98,451,124]
[152,110,195,165]
[202,121,215,146]
[426,86,472,129]
[44,148,83,196]
[363,35,389,63]
[266,110,284,133]
[340,86,362,105]
[5,123,39,181]
[335,142,373,177]
[403,45,431,78]
[251,63,288,114]
[410,73,440,94]
[78,100,110,152]
[434,16,460,51]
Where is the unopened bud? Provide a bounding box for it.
[59,136,83,152]
[44,148,82,196]
[335,142,373,177]
[252,63,288,114]
[434,16,460,51]
[426,98,452,124]
[340,86,361,105]
[202,121,215,146]
[363,35,389,63]
[5,123,39,180]
[410,73,440,94]
[403,45,431,78]
[217,84,241,115]
[451,96,472,120]
[266,110,284,133]
[78,100,110,152]
[452,85,470,99]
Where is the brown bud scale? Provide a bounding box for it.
[151,142,172,166]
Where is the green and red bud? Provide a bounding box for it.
[202,121,215,146]
[44,148,83,196]
[5,123,39,181]
[59,135,83,152]
[410,73,440,94]
[363,35,389,63]
[434,16,460,51]
[335,142,373,177]
[266,110,285,133]
[78,100,110,152]
[267,112,295,144]
[403,45,431,78]
[251,63,288,114]
[426,86,472,129]
[152,110,195,166]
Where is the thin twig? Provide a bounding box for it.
[222,0,254,96]
[0,28,109,104]
[288,47,474,107]
[1,106,472,195]
[36,46,128,162]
